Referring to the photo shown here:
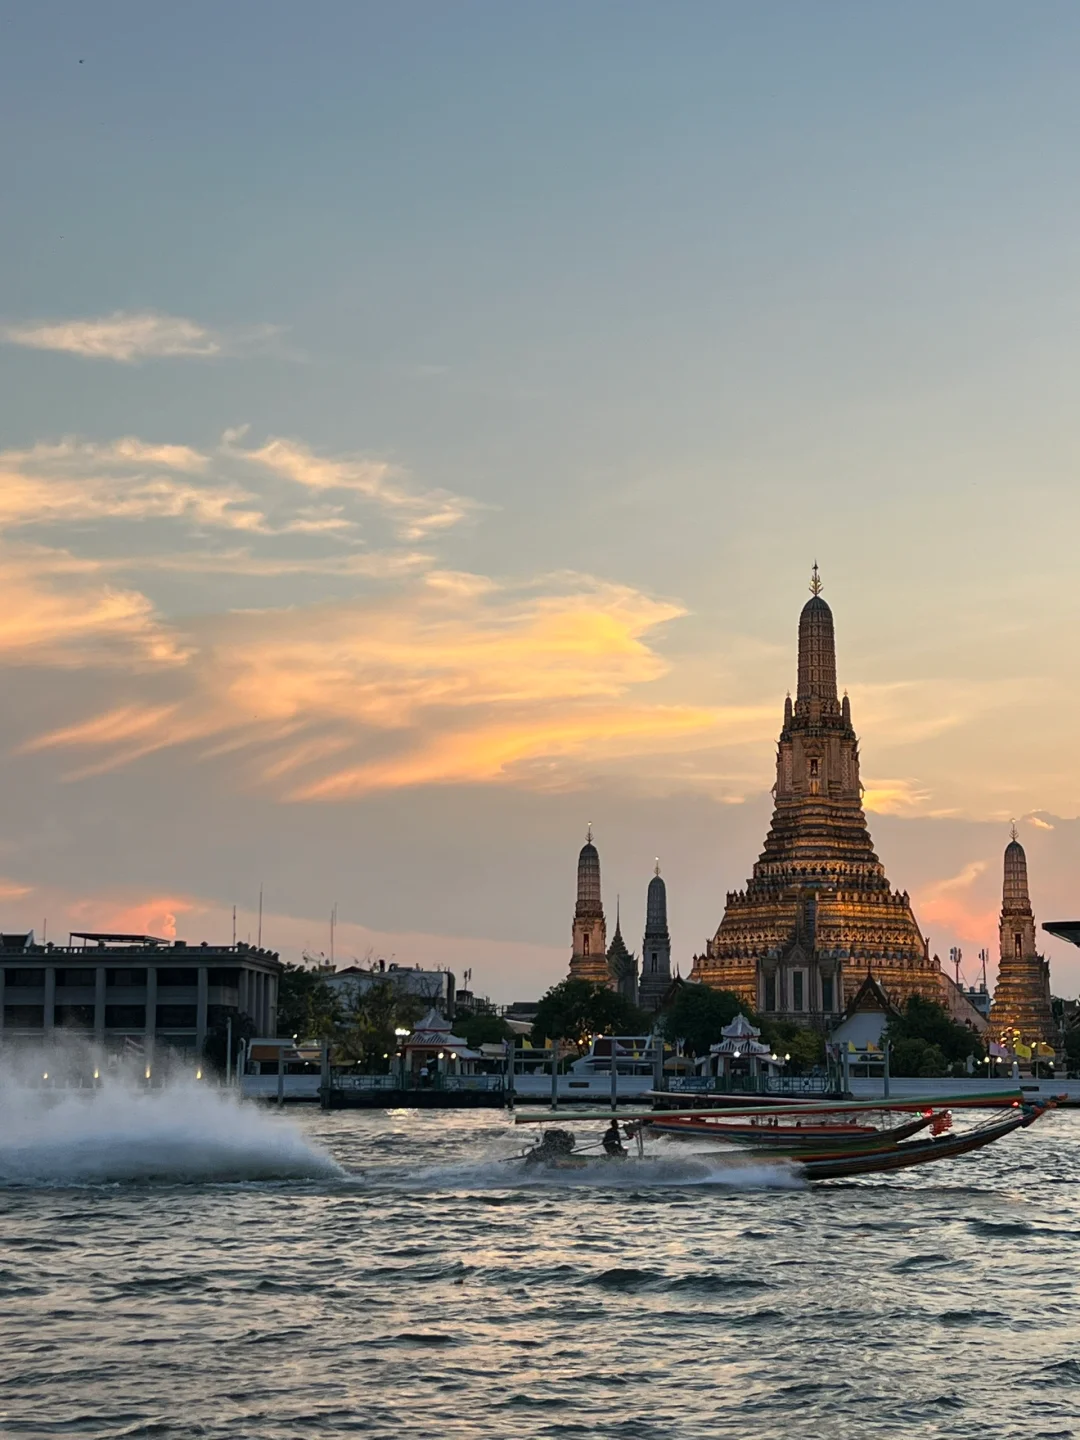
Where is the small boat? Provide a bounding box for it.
[648,1110,939,1150]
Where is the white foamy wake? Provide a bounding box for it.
[380,1151,806,1192]
[0,1046,341,1186]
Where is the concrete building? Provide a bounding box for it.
[324,961,455,1013]
[0,931,281,1057]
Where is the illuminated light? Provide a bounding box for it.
[784,1053,791,1062]
[93,1069,100,1080]
[42,1072,48,1081]
[195,1069,203,1080]
[145,1067,151,1080]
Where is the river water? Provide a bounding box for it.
[1,1069,1079,1440]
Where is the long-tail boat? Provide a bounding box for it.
[512,1091,1056,1182]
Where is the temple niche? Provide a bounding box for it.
[690,567,946,1023]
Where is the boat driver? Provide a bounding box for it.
[602,1117,627,1157]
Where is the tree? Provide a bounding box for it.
[531,980,649,1048]
[203,1005,255,1074]
[759,1018,825,1071]
[1062,1025,1080,1077]
[276,962,342,1039]
[889,1037,949,1078]
[335,977,426,1067]
[661,984,748,1056]
[455,1011,513,1049]
[883,995,984,1068]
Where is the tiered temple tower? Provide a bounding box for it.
[606,900,638,1004]
[638,863,672,1012]
[568,827,609,985]
[690,567,945,1020]
[989,830,1057,1050]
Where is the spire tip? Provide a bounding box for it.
[809,561,822,597]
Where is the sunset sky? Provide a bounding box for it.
[2,3,1080,1001]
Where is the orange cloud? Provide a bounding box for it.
[0,549,186,669]
[22,571,732,797]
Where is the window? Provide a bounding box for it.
[764,977,777,1011]
[4,969,41,988]
[1014,933,1022,958]
[4,1005,43,1028]
[793,972,805,1011]
[56,1004,95,1029]
[156,1005,197,1028]
[809,758,819,777]
[822,977,834,1011]
[107,969,147,987]
[57,969,95,987]
[582,935,589,956]
[105,1005,145,1028]
[651,952,658,973]
[157,968,197,987]
[208,968,239,987]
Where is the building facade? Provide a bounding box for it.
[638,864,672,1012]
[0,931,281,1056]
[989,832,1057,1050]
[690,568,946,1022]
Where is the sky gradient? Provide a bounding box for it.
[2,2,1080,1001]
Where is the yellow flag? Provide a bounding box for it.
[847,1041,857,1053]
[1014,1041,1032,1060]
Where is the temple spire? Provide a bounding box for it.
[796,570,838,706]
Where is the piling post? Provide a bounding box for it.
[504,1038,515,1111]
[652,1027,664,1093]
[550,1037,559,1111]
[320,1039,331,1112]
[277,1044,285,1107]
[610,1035,618,1111]
[225,1015,233,1086]
[883,1042,891,1100]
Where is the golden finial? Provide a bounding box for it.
[809,561,822,597]
[586,822,592,843]
[1010,820,1018,841]
[655,858,661,877]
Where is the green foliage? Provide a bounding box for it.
[531,979,649,1048]
[202,1005,255,1074]
[1063,1026,1080,1075]
[760,1019,825,1070]
[335,977,426,1066]
[889,1037,949,1078]
[883,995,984,1067]
[276,962,342,1039]
[455,1011,513,1049]
[661,984,748,1057]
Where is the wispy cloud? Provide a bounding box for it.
[1,311,282,363]
[236,434,479,542]
[0,430,475,555]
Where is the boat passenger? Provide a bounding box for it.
[602,1118,627,1157]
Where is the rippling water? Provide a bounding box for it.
[2,1079,1079,1440]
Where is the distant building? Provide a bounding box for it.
[989,831,1057,1050]
[0,931,281,1055]
[324,962,455,1013]
[690,567,946,1021]
[829,971,901,1052]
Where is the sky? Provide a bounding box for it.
[2,2,1080,1003]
